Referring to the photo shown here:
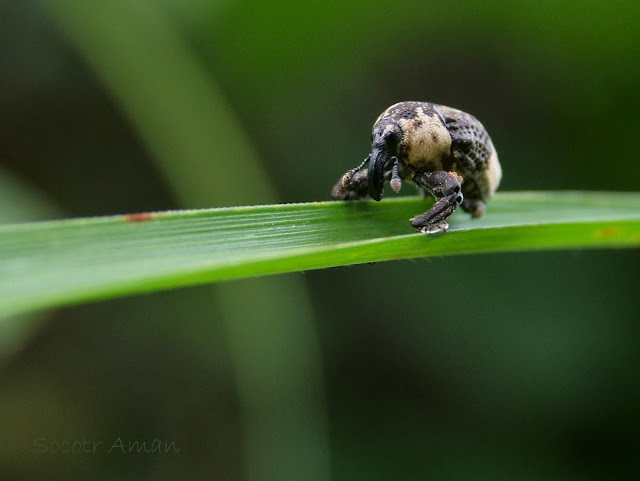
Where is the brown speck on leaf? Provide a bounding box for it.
[125,212,154,223]
[594,227,622,238]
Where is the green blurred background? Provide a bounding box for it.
[1,0,639,479]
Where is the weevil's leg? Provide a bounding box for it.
[459,179,486,218]
[341,155,370,186]
[331,168,369,200]
[410,171,463,234]
[331,155,398,200]
[461,198,486,218]
[331,155,371,200]
[390,156,402,193]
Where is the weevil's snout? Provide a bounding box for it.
[367,146,387,201]
[368,125,400,201]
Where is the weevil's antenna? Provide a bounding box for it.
[342,155,370,186]
[390,156,402,193]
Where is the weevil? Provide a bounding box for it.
[331,101,502,234]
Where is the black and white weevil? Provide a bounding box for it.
[331,101,502,234]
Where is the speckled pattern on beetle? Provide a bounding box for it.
[331,101,502,234]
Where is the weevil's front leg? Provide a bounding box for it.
[331,155,372,200]
[410,171,463,234]
[331,168,369,200]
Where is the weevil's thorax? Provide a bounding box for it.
[373,102,452,173]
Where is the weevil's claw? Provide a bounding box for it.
[418,221,448,235]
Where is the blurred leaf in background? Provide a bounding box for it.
[0,0,639,480]
[34,1,330,480]
[0,166,61,363]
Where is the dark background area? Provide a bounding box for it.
[1,1,639,480]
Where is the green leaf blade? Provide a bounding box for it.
[1,192,638,318]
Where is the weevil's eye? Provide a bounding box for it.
[383,127,400,146]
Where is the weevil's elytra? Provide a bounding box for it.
[331,101,502,234]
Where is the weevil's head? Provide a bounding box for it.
[368,122,402,201]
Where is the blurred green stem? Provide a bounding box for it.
[39,1,330,480]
